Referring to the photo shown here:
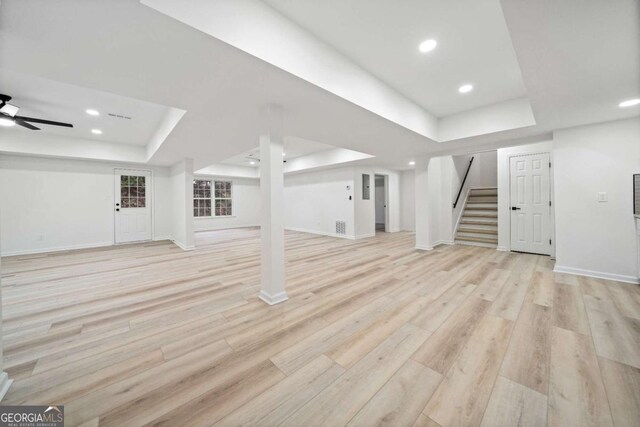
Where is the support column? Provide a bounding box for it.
[0,207,14,400]
[170,158,195,251]
[258,106,288,305]
[415,156,433,250]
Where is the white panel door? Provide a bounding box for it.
[115,169,151,244]
[509,153,551,255]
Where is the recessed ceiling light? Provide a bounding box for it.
[86,109,100,116]
[0,118,15,127]
[91,129,102,135]
[282,152,286,156]
[458,84,473,93]
[418,39,437,53]
[249,161,256,165]
[409,161,415,166]
[619,98,640,108]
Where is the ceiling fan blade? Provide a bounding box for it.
[14,115,73,128]
[14,118,40,130]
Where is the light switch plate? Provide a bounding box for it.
[597,192,608,202]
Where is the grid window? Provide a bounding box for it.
[193,179,212,217]
[120,175,146,208]
[193,180,232,217]
[214,181,233,217]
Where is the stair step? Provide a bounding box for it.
[460,219,498,226]
[464,206,497,211]
[469,188,497,196]
[458,227,497,235]
[463,212,498,218]
[467,196,497,203]
[455,236,498,244]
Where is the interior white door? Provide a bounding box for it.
[509,153,551,255]
[115,169,151,243]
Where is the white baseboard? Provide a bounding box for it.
[553,265,640,284]
[496,246,509,252]
[355,233,376,239]
[258,290,289,305]
[285,227,355,240]
[153,235,172,241]
[415,244,434,251]
[1,241,113,257]
[194,224,259,233]
[0,372,13,402]
[433,239,454,247]
[171,240,196,251]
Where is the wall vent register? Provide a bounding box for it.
[335,220,346,235]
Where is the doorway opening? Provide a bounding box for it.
[375,174,388,232]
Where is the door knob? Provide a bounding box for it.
[116,208,120,212]
[511,207,521,211]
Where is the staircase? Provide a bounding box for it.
[455,187,498,248]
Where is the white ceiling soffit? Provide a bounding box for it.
[0,69,185,162]
[140,0,536,143]
[221,135,346,167]
[263,0,528,118]
[0,69,185,147]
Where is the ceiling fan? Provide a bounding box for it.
[0,94,73,130]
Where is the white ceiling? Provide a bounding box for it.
[0,69,174,146]
[221,136,338,167]
[0,0,638,172]
[263,0,527,117]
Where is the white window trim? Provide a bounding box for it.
[193,178,234,218]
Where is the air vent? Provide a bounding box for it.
[107,113,132,120]
[335,220,346,235]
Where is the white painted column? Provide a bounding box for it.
[0,207,14,400]
[258,106,288,305]
[170,158,195,251]
[440,155,455,244]
[415,156,433,250]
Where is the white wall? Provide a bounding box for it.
[193,176,260,232]
[497,141,554,253]
[284,167,355,238]
[553,118,640,283]
[0,154,172,256]
[400,170,415,231]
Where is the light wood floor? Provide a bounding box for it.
[1,229,639,426]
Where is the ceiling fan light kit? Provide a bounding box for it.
[0,94,74,130]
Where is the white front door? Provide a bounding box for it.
[509,153,551,255]
[115,169,152,244]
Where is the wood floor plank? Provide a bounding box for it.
[280,323,430,427]
[500,303,552,395]
[548,327,613,427]
[480,376,547,427]
[583,294,640,369]
[597,356,640,427]
[412,295,492,375]
[553,282,589,335]
[423,314,513,427]
[347,359,442,427]
[217,355,345,426]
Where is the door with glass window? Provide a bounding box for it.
[115,169,151,243]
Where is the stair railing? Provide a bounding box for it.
[453,156,474,209]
